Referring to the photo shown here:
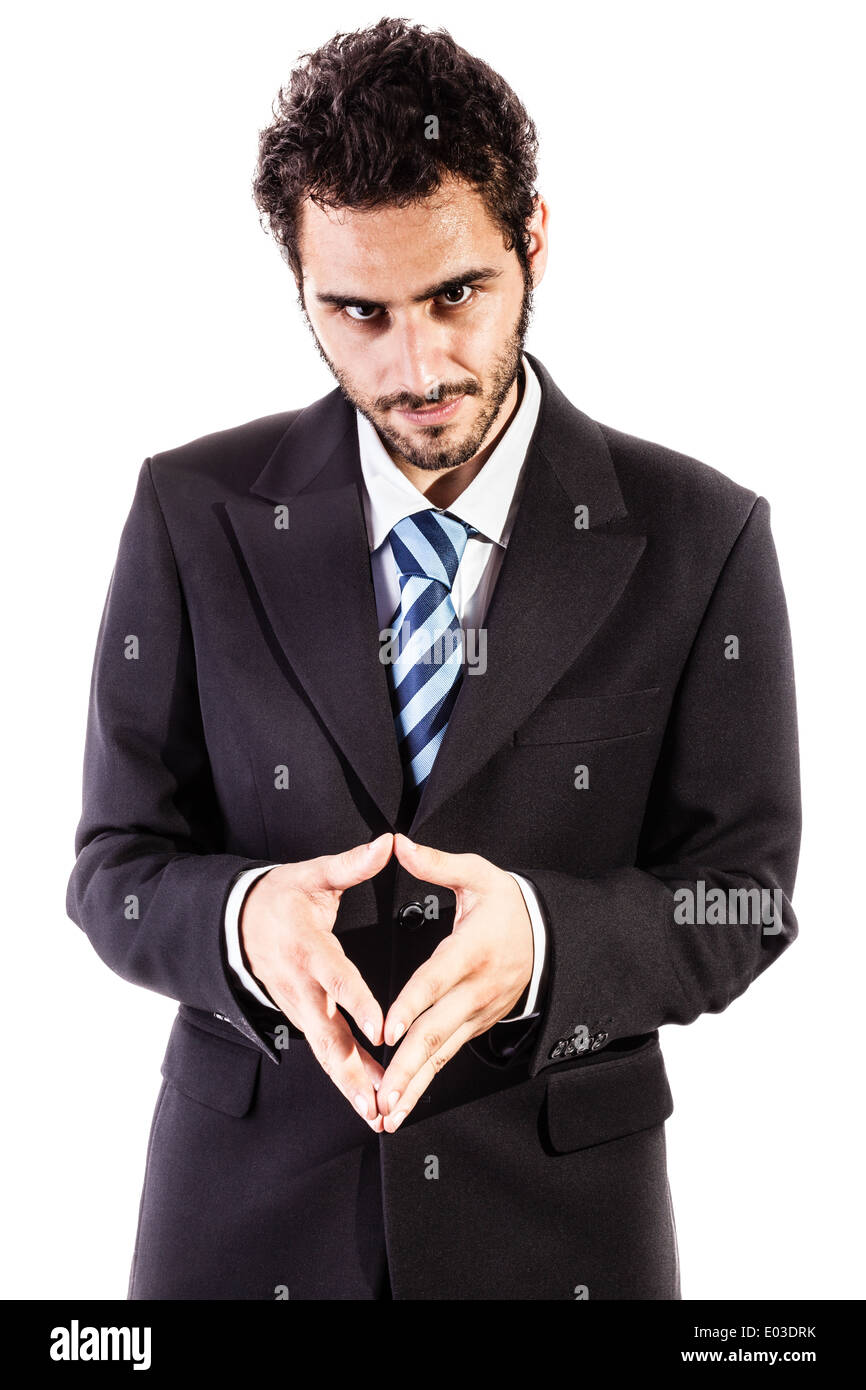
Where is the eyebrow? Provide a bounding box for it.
[314,266,502,309]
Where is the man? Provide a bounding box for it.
[66,17,801,1300]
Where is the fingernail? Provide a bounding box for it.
[387,1090,401,1109]
[363,1018,377,1042]
[390,1110,406,1130]
[392,1021,405,1042]
[372,1080,380,1092]
[353,1094,368,1118]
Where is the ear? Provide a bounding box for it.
[525,193,550,290]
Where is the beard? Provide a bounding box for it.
[301,270,534,472]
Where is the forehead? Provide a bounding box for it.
[297,178,507,296]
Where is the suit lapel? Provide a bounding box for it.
[224,389,406,829]
[408,353,646,832]
[223,353,646,837]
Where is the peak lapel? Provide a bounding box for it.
[224,387,405,829]
[408,352,647,834]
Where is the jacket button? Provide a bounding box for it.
[398,901,426,931]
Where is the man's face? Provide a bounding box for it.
[295,178,543,472]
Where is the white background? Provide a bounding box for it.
[3,0,863,1300]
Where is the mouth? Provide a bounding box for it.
[393,394,465,426]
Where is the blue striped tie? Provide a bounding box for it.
[385,509,478,799]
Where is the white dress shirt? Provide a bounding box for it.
[225,354,548,1023]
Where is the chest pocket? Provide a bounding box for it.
[513,686,661,746]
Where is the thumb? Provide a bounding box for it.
[308,832,394,893]
[393,833,483,890]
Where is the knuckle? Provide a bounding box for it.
[430,1051,449,1075]
[423,977,442,1009]
[422,1030,443,1058]
[291,939,312,975]
[338,845,362,876]
[465,941,488,973]
[306,946,336,986]
[304,887,336,916]
[323,969,350,1003]
[294,864,333,904]
[314,1031,340,1068]
[475,980,499,1011]
[467,856,492,892]
[272,976,298,1007]
[472,949,495,979]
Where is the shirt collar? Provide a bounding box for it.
[356,354,541,553]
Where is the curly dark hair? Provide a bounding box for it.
[252,16,539,285]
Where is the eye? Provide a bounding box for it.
[438,285,475,307]
[343,304,382,322]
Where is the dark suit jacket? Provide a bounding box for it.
[66,351,801,1299]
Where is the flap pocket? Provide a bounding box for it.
[161,1014,261,1117]
[544,1038,673,1152]
[513,687,660,746]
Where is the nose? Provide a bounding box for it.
[389,312,449,403]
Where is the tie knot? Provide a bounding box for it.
[388,509,477,590]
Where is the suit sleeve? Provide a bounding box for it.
[65,459,283,1063]
[513,494,801,1079]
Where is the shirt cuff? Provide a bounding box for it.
[499,872,548,1022]
[224,865,281,1010]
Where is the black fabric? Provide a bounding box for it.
[67,352,800,1299]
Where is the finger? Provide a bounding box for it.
[392,834,489,892]
[360,1049,385,1098]
[262,977,384,1123]
[383,935,470,1047]
[359,1054,385,1132]
[379,978,481,1111]
[292,983,385,1130]
[305,937,385,1047]
[303,832,394,895]
[380,1008,481,1132]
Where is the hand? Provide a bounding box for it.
[240,832,394,1132]
[377,833,534,1132]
